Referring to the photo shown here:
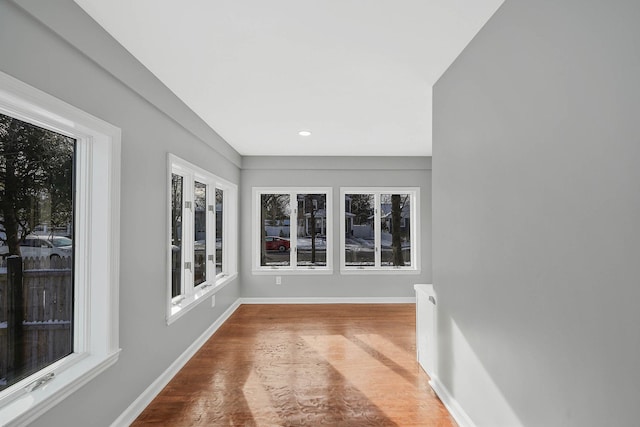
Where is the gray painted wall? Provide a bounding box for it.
[241,156,432,298]
[1,1,241,426]
[433,1,640,426]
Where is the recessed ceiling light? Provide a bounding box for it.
[298,130,311,136]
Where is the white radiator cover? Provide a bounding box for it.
[414,284,437,377]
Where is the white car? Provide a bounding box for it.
[0,235,72,259]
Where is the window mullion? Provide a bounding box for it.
[413,192,418,268]
[290,192,297,268]
[374,193,381,268]
[206,182,214,281]
[220,186,226,276]
[183,174,195,296]
[410,192,416,268]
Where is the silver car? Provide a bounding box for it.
[0,235,72,259]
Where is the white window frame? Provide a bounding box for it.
[252,187,333,274]
[340,187,420,274]
[167,155,237,324]
[0,71,121,426]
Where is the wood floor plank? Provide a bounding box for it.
[132,304,456,426]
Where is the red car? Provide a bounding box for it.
[265,236,290,251]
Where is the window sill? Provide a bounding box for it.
[0,350,120,427]
[252,268,333,275]
[167,273,237,325]
[340,268,421,275]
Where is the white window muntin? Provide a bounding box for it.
[253,187,333,274]
[0,71,121,425]
[340,187,420,274]
[167,155,237,324]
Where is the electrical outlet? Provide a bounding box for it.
[275,276,282,285]
[211,295,216,307]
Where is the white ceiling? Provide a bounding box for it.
[74,0,503,157]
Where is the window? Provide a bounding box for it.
[0,71,120,425]
[253,188,332,273]
[340,188,420,273]
[168,155,237,323]
[0,113,75,395]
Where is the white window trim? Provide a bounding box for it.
[252,187,333,274]
[340,187,420,274]
[167,154,237,324]
[0,71,121,426]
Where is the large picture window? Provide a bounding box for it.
[0,112,75,394]
[168,155,237,323]
[0,71,120,425]
[253,188,332,273]
[340,188,420,273]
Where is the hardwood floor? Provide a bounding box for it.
[132,304,456,426]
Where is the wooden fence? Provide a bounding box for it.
[0,256,72,389]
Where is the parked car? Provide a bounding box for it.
[265,236,290,251]
[0,235,72,259]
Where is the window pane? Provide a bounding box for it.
[260,194,290,267]
[380,193,411,267]
[0,113,74,391]
[215,188,223,275]
[171,174,183,298]
[344,194,375,266]
[193,182,207,286]
[297,194,327,266]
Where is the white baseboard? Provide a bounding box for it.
[110,299,241,427]
[429,375,477,427]
[239,297,416,304]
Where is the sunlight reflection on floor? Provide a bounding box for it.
[301,334,442,425]
[242,369,283,424]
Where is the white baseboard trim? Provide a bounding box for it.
[429,375,477,427]
[110,299,242,427]
[239,297,416,304]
